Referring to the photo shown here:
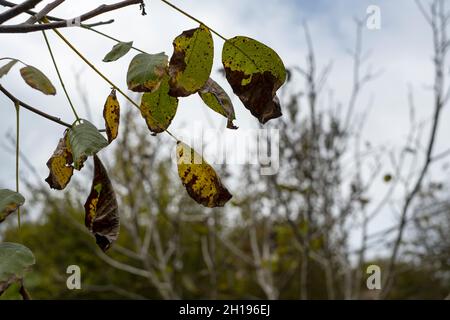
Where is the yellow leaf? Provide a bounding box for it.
[176,142,232,207]
[103,89,120,143]
[45,135,74,190]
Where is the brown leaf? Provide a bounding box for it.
[103,89,120,143]
[84,155,120,251]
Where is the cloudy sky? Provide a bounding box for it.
[1,0,449,244]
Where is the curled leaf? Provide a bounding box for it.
[140,75,178,134]
[168,25,214,97]
[222,36,286,123]
[20,65,56,95]
[198,78,237,129]
[0,59,17,78]
[176,142,232,207]
[0,189,25,223]
[0,242,35,295]
[103,41,133,62]
[126,52,168,92]
[45,135,74,190]
[103,89,120,143]
[67,120,109,170]
[84,155,120,252]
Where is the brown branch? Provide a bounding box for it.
[24,0,65,24]
[0,0,42,24]
[0,84,72,127]
[0,0,143,33]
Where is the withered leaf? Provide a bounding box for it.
[222,36,286,124]
[103,89,120,143]
[45,134,74,190]
[198,78,237,129]
[84,155,119,252]
[176,142,232,208]
[20,65,56,95]
[168,25,214,97]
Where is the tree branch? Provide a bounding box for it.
[0,0,42,24]
[0,0,143,33]
[24,0,65,24]
[0,84,71,127]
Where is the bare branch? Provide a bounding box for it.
[0,0,42,24]
[24,0,65,24]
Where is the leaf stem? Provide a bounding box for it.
[82,25,147,54]
[52,28,178,141]
[41,26,81,122]
[159,0,228,42]
[15,100,20,229]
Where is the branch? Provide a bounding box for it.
[0,84,71,127]
[0,0,42,24]
[0,0,143,33]
[24,0,65,24]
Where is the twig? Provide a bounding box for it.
[25,0,64,24]
[0,0,143,33]
[0,0,42,24]
[0,84,72,127]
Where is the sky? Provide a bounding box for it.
[1,0,450,250]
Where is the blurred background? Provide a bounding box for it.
[0,0,449,299]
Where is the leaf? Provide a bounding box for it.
[0,189,25,223]
[0,242,35,295]
[44,134,74,190]
[198,78,237,129]
[222,36,286,123]
[126,52,168,92]
[168,25,214,97]
[67,120,109,170]
[84,155,120,252]
[140,75,178,134]
[103,41,133,62]
[20,65,56,95]
[0,59,17,78]
[103,89,120,143]
[176,142,232,207]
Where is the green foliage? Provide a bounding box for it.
[0,242,35,296]
[126,52,168,92]
[0,189,25,223]
[103,41,133,62]
[140,75,179,134]
[67,120,108,170]
[0,59,17,78]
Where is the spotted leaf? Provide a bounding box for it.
[176,142,232,207]
[222,36,286,123]
[168,25,214,97]
[140,75,178,134]
[103,89,120,143]
[198,78,237,129]
[20,65,56,95]
[84,155,119,252]
[45,134,74,190]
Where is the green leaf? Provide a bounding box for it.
[0,59,17,78]
[67,120,108,170]
[0,242,35,295]
[140,75,178,134]
[0,189,25,223]
[20,65,56,95]
[168,25,214,97]
[198,78,237,129]
[222,36,286,123]
[84,155,119,252]
[126,52,168,92]
[103,41,133,62]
